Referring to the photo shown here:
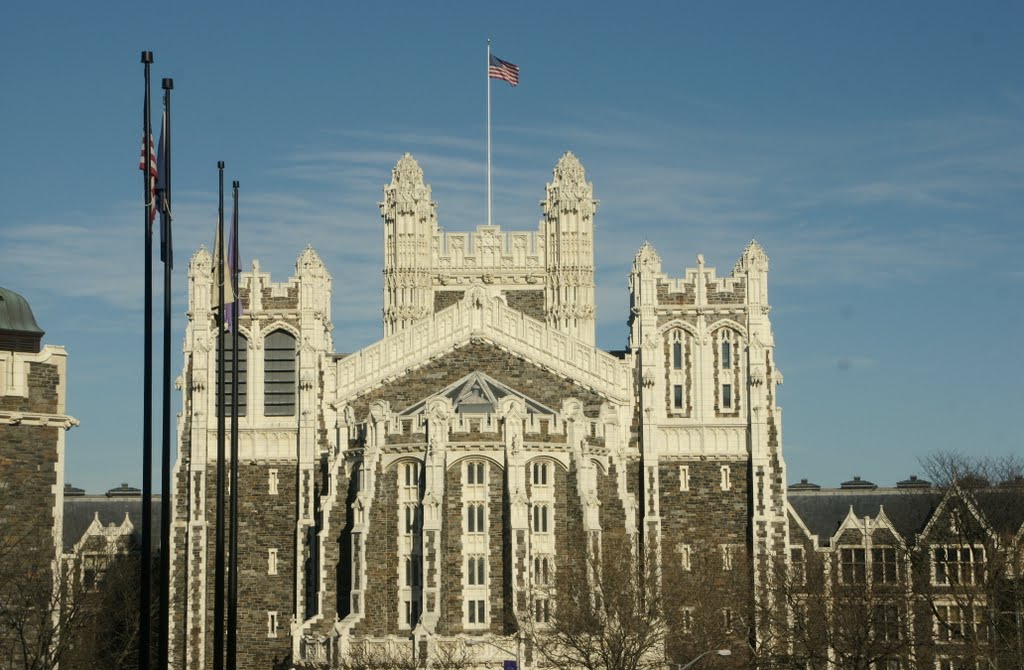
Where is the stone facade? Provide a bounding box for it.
[0,291,76,668]
[167,154,790,669]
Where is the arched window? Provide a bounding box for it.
[667,329,687,414]
[264,330,296,416]
[532,461,549,486]
[217,334,248,417]
[716,327,739,412]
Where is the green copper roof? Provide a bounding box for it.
[0,287,44,335]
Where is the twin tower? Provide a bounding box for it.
[382,152,597,344]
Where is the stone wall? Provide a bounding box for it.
[502,290,545,322]
[433,291,465,313]
[200,462,296,669]
[357,463,398,636]
[348,341,607,420]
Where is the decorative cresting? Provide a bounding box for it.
[541,152,598,345]
[381,153,437,336]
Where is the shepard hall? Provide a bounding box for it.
[170,151,786,668]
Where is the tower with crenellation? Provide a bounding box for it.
[168,151,789,669]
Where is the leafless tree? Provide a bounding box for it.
[0,475,84,670]
[914,452,1024,669]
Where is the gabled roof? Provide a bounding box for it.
[62,496,161,552]
[400,371,556,417]
[788,489,941,546]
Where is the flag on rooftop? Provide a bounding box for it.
[488,54,519,87]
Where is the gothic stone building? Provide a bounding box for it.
[168,152,788,669]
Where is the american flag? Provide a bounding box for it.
[489,54,519,87]
[139,132,158,221]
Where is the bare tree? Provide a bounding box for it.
[334,638,418,670]
[0,475,85,670]
[915,452,1024,669]
[517,533,667,670]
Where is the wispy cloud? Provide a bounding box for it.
[4,109,1020,351]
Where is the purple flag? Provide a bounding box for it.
[225,197,241,331]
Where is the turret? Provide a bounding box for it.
[380,154,438,336]
[540,152,597,344]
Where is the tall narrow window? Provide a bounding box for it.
[268,469,279,495]
[533,504,550,533]
[679,465,690,491]
[467,556,485,585]
[722,340,731,370]
[466,461,485,485]
[264,330,296,416]
[532,461,549,486]
[404,462,420,488]
[720,465,731,491]
[217,334,248,416]
[722,384,732,409]
[268,548,278,576]
[667,329,688,415]
[467,504,485,534]
[267,611,278,637]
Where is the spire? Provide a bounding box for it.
[734,239,769,275]
[543,151,597,219]
[632,241,662,274]
[391,153,425,188]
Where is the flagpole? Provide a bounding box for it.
[140,49,154,670]
[486,38,492,228]
[159,76,173,670]
[227,180,240,670]
[214,160,227,670]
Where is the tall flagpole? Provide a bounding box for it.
[486,38,492,228]
[140,49,154,670]
[159,76,174,670]
[227,180,240,670]
[214,160,227,670]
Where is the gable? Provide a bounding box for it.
[400,371,557,417]
[345,340,606,421]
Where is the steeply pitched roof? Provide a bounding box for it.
[62,496,161,552]
[789,489,941,546]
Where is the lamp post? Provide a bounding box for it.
[465,638,521,670]
[677,649,731,670]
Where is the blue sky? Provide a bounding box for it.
[1,2,1021,494]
